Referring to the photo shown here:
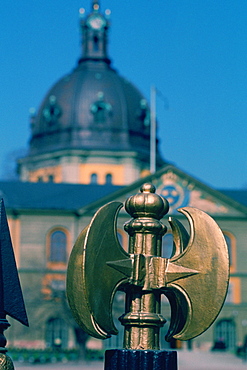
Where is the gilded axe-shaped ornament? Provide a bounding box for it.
[66,183,229,349]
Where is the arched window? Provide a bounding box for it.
[42,95,62,125]
[162,233,174,258]
[105,173,112,184]
[90,92,112,124]
[214,319,236,350]
[49,230,67,263]
[90,173,98,184]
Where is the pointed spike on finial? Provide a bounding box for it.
[140,183,156,193]
[92,0,100,12]
[0,199,29,327]
[125,183,169,220]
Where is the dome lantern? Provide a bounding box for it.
[79,0,111,65]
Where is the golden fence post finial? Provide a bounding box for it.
[67,183,229,369]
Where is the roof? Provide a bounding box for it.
[0,181,123,212]
[0,180,247,215]
[220,189,247,208]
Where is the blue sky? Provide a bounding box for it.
[0,1,247,189]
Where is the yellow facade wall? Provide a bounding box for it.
[79,163,125,185]
[28,163,125,185]
[230,277,241,304]
[29,166,62,183]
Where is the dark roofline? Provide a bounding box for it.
[1,168,247,217]
[0,181,124,213]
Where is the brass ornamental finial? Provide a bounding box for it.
[67,183,229,350]
[125,183,169,219]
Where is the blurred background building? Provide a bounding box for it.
[1,0,247,354]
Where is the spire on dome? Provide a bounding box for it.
[92,0,100,12]
[78,0,111,65]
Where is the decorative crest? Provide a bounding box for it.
[67,183,229,350]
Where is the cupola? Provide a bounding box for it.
[18,1,164,185]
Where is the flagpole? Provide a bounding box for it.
[150,85,156,173]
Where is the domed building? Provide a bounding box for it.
[18,0,164,185]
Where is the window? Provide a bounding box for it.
[90,173,98,184]
[49,230,67,263]
[214,319,236,350]
[42,95,62,125]
[48,175,54,182]
[90,92,112,124]
[105,173,112,184]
